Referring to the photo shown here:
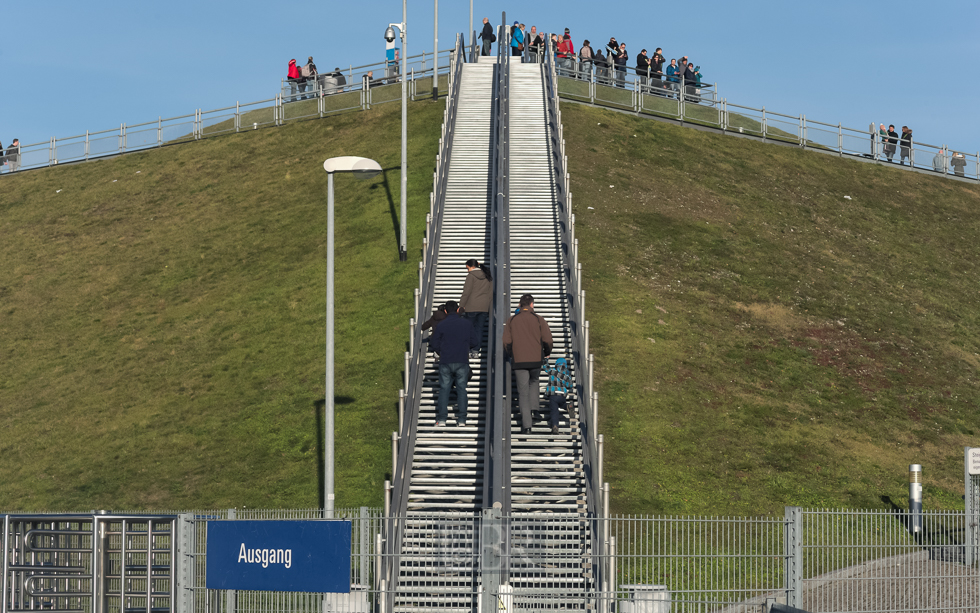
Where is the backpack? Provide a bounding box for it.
[490,32,497,43]
[300,65,311,78]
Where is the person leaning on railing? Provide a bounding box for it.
[951,151,967,177]
[5,139,20,172]
[578,40,593,79]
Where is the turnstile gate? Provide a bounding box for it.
[2,514,182,613]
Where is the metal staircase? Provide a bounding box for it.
[388,49,498,613]
[502,60,595,607]
[385,25,604,613]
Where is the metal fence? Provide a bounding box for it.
[4,506,978,613]
[540,41,980,184]
[0,48,455,176]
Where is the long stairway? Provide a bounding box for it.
[504,62,594,605]
[394,61,496,613]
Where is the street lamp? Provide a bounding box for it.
[322,156,383,518]
[385,2,409,262]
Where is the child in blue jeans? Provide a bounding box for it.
[543,357,572,434]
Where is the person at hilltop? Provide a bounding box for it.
[651,48,665,89]
[578,40,593,78]
[614,42,628,87]
[5,139,19,172]
[951,151,967,177]
[479,17,494,56]
[286,59,306,102]
[557,34,574,76]
[636,49,651,88]
[525,26,539,62]
[458,259,493,358]
[510,21,524,59]
[302,56,318,98]
[666,58,679,97]
[885,124,899,162]
[900,126,912,165]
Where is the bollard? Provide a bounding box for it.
[909,464,923,535]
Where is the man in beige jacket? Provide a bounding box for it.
[503,294,553,434]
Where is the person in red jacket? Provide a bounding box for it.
[286,59,306,102]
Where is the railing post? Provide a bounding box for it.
[762,106,767,139]
[802,114,807,148]
[838,122,842,156]
[391,432,398,481]
[590,66,595,104]
[597,433,604,488]
[235,104,240,133]
[85,130,90,160]
[784,506,802,607]
[409,317,416,355]
[588,353,594,403]
[119,123,124,152]
[404,351,410,392]
[679,76,685,120]
[396,390,405,438]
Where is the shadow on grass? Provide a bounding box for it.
[314,396,357,508]
[378,168,403,256]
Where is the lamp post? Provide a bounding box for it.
[385,2,409,262]
[322,156,383,518]
[433,0,438,101]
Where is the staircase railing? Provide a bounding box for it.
[381,33,466,611]
[542,31,605,595]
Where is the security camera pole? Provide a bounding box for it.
[386,0,409,261]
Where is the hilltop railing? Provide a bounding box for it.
[0,48,455,176]
[525,47,980,183]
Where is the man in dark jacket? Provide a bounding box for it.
[636,49,650,89]
[885,125,899,162]
[503,294,554,434]
[5,139,20,171]
[614,43,628,88]
[683,62,698,103]
[430,301,478,427]
[479,18,494,56]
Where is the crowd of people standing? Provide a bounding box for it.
[480,21,704,101]
[285,57,348,101]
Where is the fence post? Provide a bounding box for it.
[235,104,240,133]
[119,123,124,152]
[800,114,807,148]
[838,122,842,156]
[784,506,802,608]
[679,76,685,120]
[158,117,162,145]
[85,130,90,160]
[225,508,237,613]
[965,447,975,567]
[49,137,55,166]
[480,506,504,613]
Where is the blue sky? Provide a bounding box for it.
[2,0,978,152]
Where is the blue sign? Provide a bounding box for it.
[206,520,351,593]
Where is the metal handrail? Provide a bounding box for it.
[483,20,510,517]
[381,34,465,613]
[554,64,980,182]
[2,48,456,176]
[543,33,605,599]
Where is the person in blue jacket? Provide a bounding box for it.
[510,21,524,59]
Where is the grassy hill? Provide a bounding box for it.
[564,102,980,516]
[0,100,443,511]
[5,90,980,518]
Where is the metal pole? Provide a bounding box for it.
[325,171,336,518]
[469,0,473,51]
[432,0,439,101]
[909,464,922,537]
[400,0,409,261]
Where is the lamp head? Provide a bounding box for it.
[323,156,383,180]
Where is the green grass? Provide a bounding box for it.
[563,102,980,516]
[0,99,445,512]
